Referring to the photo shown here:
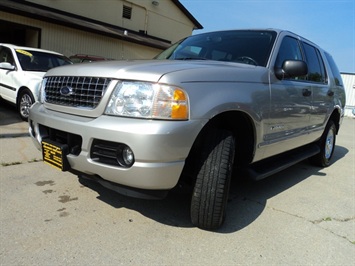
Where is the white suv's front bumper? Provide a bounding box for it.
[29,103,204,192]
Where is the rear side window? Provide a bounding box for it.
[302,42,327,83]
[324,52,343,86]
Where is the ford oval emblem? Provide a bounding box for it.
[60,86,74,96]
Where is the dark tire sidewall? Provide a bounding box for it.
[190,128,235,230]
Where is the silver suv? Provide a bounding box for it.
[29,29,346,230]
[0,44,71,120]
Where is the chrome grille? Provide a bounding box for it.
[44,76,111,109]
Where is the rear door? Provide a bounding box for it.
[301,42,330,130]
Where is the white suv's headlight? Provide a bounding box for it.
[105,82,189,120]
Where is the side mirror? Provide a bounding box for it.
[0,62,15,71]
[275,60,308,80]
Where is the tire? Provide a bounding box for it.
[190,128,235,230]
[18,89,34,121]
[310,120,337,167]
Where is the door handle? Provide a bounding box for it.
[302,88,312,97]
[327,90,334,96]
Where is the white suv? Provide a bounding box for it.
[0,44,71,120]
[29,29,346,230]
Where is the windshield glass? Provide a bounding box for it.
[16,49,72,71]
[155,30,277,67]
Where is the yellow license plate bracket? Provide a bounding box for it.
[42,140,70,171]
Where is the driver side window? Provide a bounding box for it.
[0,47,15,65]
[275,36,303,66]
[275,36,305,80]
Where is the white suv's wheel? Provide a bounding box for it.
[190,128,235,230]
[18,89,34,121]
[310,120,336,167]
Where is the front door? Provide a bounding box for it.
[0,47,17,104]
[263,36,312,157]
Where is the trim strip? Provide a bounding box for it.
[0,83,16,91]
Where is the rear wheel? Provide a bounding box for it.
[18,89,34,121]
[310,120,336,167]
[190,128,235,230]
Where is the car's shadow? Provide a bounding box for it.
[0,100,21,126]
[0,101,30,138]
[2,98,350,232]
[78,144,348,233]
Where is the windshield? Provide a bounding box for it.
[16,49,72,71]
[155,30,277,67]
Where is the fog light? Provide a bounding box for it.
[121,146,134,167]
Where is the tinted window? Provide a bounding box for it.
[155,30,277,67]
[275,36,303,66]
[16,49,72,71]
[275,36,304,80]
[325,52,343,86]
[316,49,327,82]
[0,47,14,65]
[302,42,326,83]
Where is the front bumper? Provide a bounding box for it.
[29,103,204,191]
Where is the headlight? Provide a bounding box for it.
[105,82,189,120]
[38,77,47,103]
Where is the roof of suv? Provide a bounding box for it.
[0,43,63,55]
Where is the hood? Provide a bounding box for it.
[44,59,260,83]
[22,71,46,80]
[23,70,46,79]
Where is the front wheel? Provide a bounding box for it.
[310,120,337,167]
[18,89,34,121]
[190,128,235,230]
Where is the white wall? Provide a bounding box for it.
[341,73,355,117]
[0,11,161,60]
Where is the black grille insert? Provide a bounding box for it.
[44,76,111,109]
[39,125,82,156]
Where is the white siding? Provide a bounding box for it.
[0,11,161,60]
[341,73,355,117]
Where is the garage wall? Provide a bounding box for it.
[0,10,161,60]
[25,0,196,43]
[147,0,195,43]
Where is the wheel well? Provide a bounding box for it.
[329,109,341,134]
[205,111,255,166]
[186,111,255,170]
[16,86,32,105]
[178,111,255,190]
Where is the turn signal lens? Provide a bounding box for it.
[171,89,188,119]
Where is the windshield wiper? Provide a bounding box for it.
[174,57,208,60]
[27,69,47,72]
